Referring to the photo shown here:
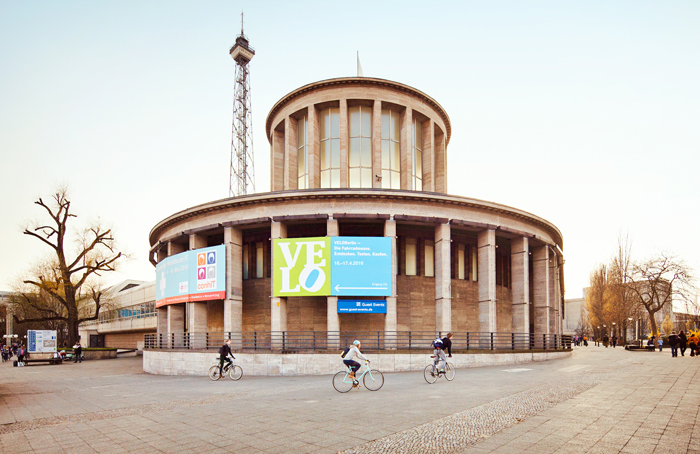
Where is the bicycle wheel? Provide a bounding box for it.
[228,365,243,381]
[333,371,353,393]
[363,370,384,391]
[445,363,455,381]
[208,365,222,381]
[424,365,438,384]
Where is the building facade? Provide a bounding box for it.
[148,77,565,347]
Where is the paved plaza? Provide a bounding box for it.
[0,346,698,453]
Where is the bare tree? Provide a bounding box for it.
[622,252,694,339]
[607,235,638,342]
[12,189,123,345]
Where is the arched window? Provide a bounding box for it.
[381,110,400,189]
[412,118,423,191]
[297,116,308,189]
[320,108,340,188]
[349,106,372,188]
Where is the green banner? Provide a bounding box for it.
[273,237,331,296]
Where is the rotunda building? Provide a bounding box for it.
[148,77,564,350]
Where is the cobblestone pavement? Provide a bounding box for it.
[1,346,697,453]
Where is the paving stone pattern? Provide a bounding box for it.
[0,346,698,453]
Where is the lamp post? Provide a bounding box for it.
[628,317,634,345]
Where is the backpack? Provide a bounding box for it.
[340,347,350,358]
[218,345,224,355]
[432,338,443,349]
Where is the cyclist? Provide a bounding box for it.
[441,333,453,358]
[218,339,234,377]
[343,340,369,384]
[431,336,446,375]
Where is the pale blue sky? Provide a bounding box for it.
[1,1,699,300]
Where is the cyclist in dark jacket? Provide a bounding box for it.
[441,333,453,358]
[219,339,234,377]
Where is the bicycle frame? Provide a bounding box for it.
[342,361,373,383]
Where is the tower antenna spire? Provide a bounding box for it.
[229,13,256,197]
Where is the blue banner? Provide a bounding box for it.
[155,245,227,307]
[338,300,387,313]
[330,237,392,296]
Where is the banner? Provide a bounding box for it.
[27,330,57,353]
[337,300,387,313]
[273,236,392,297]
[155,245,226,308]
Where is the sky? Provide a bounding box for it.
[1,1,699,301]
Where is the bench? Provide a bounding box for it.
[624,345,656,352]
[22,358,62,365]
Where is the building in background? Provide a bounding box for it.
[148,76,566,349]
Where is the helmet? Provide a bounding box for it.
[353,340,361,346]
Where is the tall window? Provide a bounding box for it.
[457,245,465,280]
[255,242,264,278]
[297,116,308,189]
[381,109,400,189]
[320,108,340,188]
[412,118,423,191]
[349,106,372,188]
[405,238,417,276]
[425,240,435,277]
[242,244,249,280]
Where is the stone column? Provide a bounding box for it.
[271,127,285,192]
[385,218,398,347]
[511,237,530,335]
[167,241,186,257]
[478,229,497,335]
[308,106,319,188]
[156,307,167,347]
[435,223,451,333]
[549,251,560,336]
[189,233,207,251]
[157,247,167,263]
[400,107,413,190]
[5,304,13,337]
[326,218,340,348]
[187,302,207,348]
[532,245,550,343]
[271,221,287,348]
[372,100,382,188]
[339,99,349,188]
[224,226,243,348]
[167,304,185,348]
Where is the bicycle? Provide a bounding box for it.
[424,355,455,384]
[333,361,384,393]
[208,356,243,381]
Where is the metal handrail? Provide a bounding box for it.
[144,331,572,351]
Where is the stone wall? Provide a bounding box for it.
[105,332,149,350]
[287,296,327,331]
[497,286,513,333]
[397,275,436,332]
[143,350,571,376]
[242,278,271,331]
[451,279,479,332]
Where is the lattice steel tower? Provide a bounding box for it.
[229,14,255,197]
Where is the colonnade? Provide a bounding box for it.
[155,217,563,346]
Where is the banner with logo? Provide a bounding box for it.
[273,236,391,297]
[155,245,226,308]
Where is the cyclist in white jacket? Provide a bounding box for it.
[343,340,369,382]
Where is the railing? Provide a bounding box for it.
[144,331,572,352]
[81,312,157,327]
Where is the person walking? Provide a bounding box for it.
[657,336,663,352]
[679,331,688,357]
[603,335,609,348]
[668,331,679,357]
[73,341,82,363]
[583,335,588,347]
[612,335,617,348]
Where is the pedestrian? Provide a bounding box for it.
[17,345,25,366]
[583,336,588,347]
[73,340,82,363]
[657,336,663,352]
[688,333,699,357]
[612,335,617,348]
[679,331,687,357]
[668,331,679,357]
[603,335,609,348]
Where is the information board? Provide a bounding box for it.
[155,245,226,308]
[337,300,387,313]
[27,330,57,353]
[273,236,392,297]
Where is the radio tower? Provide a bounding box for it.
[229,13,255,197]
